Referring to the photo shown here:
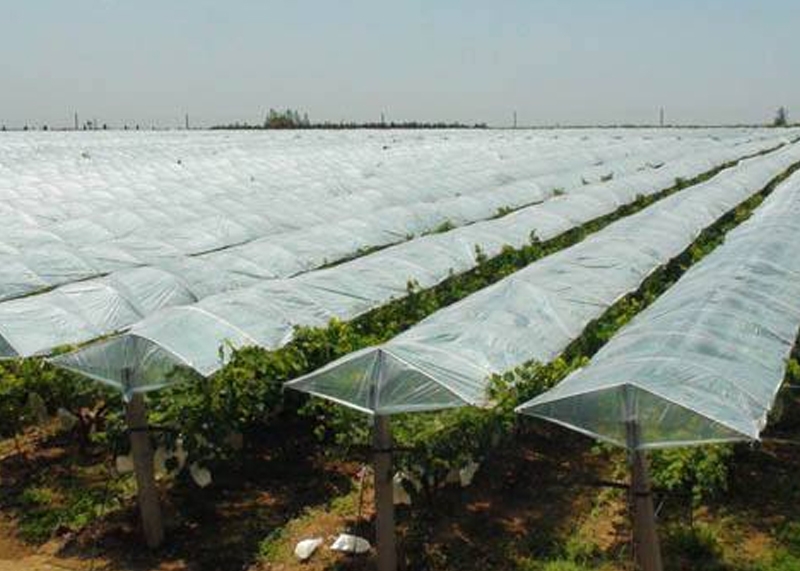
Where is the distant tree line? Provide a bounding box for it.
[1,107,793,132]
[265,108,311,128]
[211,108,487,130]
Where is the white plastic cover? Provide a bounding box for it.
[3,130,775,360]
[284,143,800,415]
[518,170,800,449]
[48,134,796,391]
[1,129,717,302]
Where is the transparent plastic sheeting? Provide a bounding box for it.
[283,143,800,415]
[517,171,800,450]
[0,129,738,303]
[49,139,799,393]
[1,132,782,360]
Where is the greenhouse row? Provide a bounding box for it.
[2,128,800,571]
[1,131,783,346]
[520,167,800,448]
[285,142,800,415]
[0,132,791,382]
[0,129,736,301]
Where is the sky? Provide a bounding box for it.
[1,0,798,128]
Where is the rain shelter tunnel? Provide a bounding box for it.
[283,147,800,570]
[31,134,795,389]
[1,130,722,305]
[518,162,800,449]
[285,145,800,414]
[35,135,800,567]
[1,129,799,566]
[515,166,800,569]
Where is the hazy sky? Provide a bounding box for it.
[2,0,798,128]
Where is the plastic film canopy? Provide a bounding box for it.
[49,134,796,392]
[1,129,710,303]
[285,143,800,415]
[3,129,775,360]
[54,335,202,398]
[518,170,800,449]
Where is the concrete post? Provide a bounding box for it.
[123,379,164,549]
[626,420,663,571]
[373,414,397,571]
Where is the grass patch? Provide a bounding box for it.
[755,549,800,571]
[17,468,131,543]
[663,523,727,570]
[517,557,617,571]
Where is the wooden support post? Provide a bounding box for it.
[626,420,663,571]
[373,414,397,571]
[125,389,164,549]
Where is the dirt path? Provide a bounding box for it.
[0,519,92,571]
[0,553,89,571]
